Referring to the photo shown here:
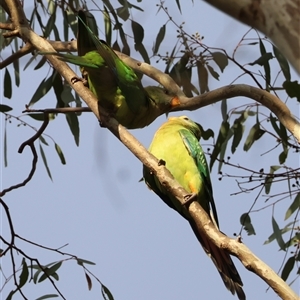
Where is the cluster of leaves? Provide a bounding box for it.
[1,248,113,300]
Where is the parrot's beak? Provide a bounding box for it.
[170,96,180,107]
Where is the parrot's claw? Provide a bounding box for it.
[183,193,197,207]
[98,119,106,128]
[71,76,88,87]
[158,159,166,166]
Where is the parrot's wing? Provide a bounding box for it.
[77,11,117,78]
[77,10,99,56]
[143,166,181,214]
[179,129,219,228]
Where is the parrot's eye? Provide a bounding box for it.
[183,117,189,121]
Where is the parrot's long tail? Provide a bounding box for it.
[190,222,246,300]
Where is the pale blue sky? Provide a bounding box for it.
[1,1,299,299]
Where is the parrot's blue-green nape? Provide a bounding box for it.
[41,9,180,129]
[143,116,245,300]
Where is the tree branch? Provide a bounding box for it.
[3,1,299,298]
[203,0,300,73]
[175,84,300,143]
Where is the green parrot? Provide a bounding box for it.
[48,10,180,129]
[143,116,245,300]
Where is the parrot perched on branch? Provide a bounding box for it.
[143,116,245,300]
[47,10,180,129]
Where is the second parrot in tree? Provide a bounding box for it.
[49,10,179,129]
[143,116,245,300]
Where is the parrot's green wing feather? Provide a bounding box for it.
[179,128,219,227]
[143,116,245,300]
[41,11,180,129]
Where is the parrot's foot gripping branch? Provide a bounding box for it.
[182,193,198,207]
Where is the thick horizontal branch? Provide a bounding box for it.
[0,42,32,69]
[176,84,300,143]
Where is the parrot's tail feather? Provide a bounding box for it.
[190,222,246,300]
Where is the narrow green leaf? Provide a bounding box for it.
[259,39,271,89]
[207,64,219,80]
[35,294,59,300]
[269,113,281,136]
[28,76,53,106]
[104,6,112,46]
[0,104,13,113]
[5,290,15,300]
[272,216,286,250]
[264,175,273,194]
[285,193,300,220]
[85,272,92,290]
[221,99,227,121]
[19,258,29,288]
[283,80,300,102]
[283,232,300,249]
[174,0,182,13]
[231,122,244,154]
[279,149,288,164]
[131,20,144,44]
[169,52,190,85]
[240,213,256,235]
[64,10,77,37]
[4,121,7,167]
[243,123,265,151]
[273,45,291,81]
[113,40,121,52]
[38,262,62,283]
[34,56,47,70]
[27,113,46,121]
[23,54,38,71]
[231,110,249,153]
[54,143,66,165]
[134,42,150,64]
[211,52,228,72]
[4,68,12,99]
[265,165,281,194]
[63,9,69,41]
[76,258,96,266]
[153,24,166,54]
[197,61,208,94]
[44,11,56,38]
[52,71,64,108]
[264,221,294,245]
[116,6,129,21]
[39,144,52,180]
[66,113,80,146]
[209,121,229,171]
[101,284,114,300]
[281,256,295,281]
[13,50,20,87]
[39,135,49,146]
[218,128,233,173]
[61,85,76,105]
[33,266,43,284]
